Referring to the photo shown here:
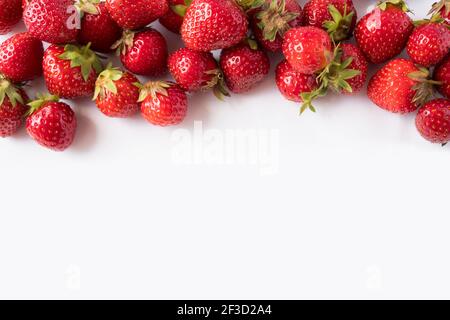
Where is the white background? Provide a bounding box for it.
[1,0,449,299]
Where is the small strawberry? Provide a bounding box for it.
[275,59,318,102]
[220,41,270,93]
[93,64,140,118]
[77,1,122,53]
[368,59,438,114]
[434,54,450,98]
[355,0,414,64]
[282,26,332,74]
[0,76,28,137]
[338,43,368,95]
[23,0,79,44]
[181,0,248,52]
[301,0,357,42]
[26,94,77,151]
[113,29,168,77]
[428,0,450,22]
[0,0,22,35]
[416,98,450,144]
[160,0,191,34]
[106,0,169,30]
[43,44,103,99]
[138,81,188,127]
[0,33,44,83]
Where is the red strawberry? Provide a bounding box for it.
[23,0,79,44]
[429,0,450,22]
[43,44,103,99]
[416,98,450,144]
[113,29,168,77]
[160,0,191,34]
[220,41,270,93]
[181,0,248,52]
[138,81,188,126]
[0,76,28,137]
[338,43,368,94]
[282,26,332,74]
[26,94,77,151]
[301,0,357,42]
[0,32,44,83]
[355,0,413,64]
[77,1,122,53]
[93,65,140,118]
[106,0,169,30]
[0,0,22,35]
[434,54,450,98]
[368,59,437,114]
[407,20,450,67]
[275,59,318,102]
[250,0,302,52]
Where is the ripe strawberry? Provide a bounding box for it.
[77,1,122,53]
[434,54,450,98]
[0,0,22,35]
[407,20,450,67]
[138,81,188,126]
[43,44,103,99]
[275,59,318,102]
[416,99,450,144]
[355,0,413,64]
[181,0,248,52]
[106,0,169,30]
[220,41,270,93]
[160,0,191,34]
[338,43,368,95]
[26,94,77,151]
[0,76,28,137]
[0,33,44,83]
[301,0,357,42]
[113,29,168,77]
[23,0,79,44]
[368,59,437,114]
[429,0,450,22]
[282,26,332,74]
[93,65,140,118]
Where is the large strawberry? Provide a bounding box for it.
[368,59,438,114]
[181,0,248,52]
[0,33,44,83]
[26,94,77,151]
[0,76,28,137]
[106,0,169,30]
[138,81,188,126]
[355,0,413,64]
[0,0,22,35]
[434,54,450,98]
[302,0,357,42]
[113,29,168,77]
[43,44,103,99]
[23,0,79,44]
[93,64,140,118]
[160,0,191,34]
[416,98,450,144]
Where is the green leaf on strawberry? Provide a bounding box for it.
[0,76,24,108]
[58,43,103,82]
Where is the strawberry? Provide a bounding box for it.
[77,1,122,53]
[181,0,248,52]
[416,98,450,144]
[26,94,77,151]
[301,0,357,42]
[250,0,302,52]
[93,64,140,118]
[105,0,169,30]
[0,76,28,137]
[23,0,79,44]
[0,32,44,83]
[368,59,438,114]
[429,0,450,22]
[113,29,168,77]
[138,81,188,126]
[282,26,332,74]
[338,43,368,95]
[355,0,413,64]
[160,0,191,34]
[43,44,103,99]
[434,54,450,98]
[0,0,22,35]
[219,41,270,93]
[406,19,450,67]
[275,59,318,102]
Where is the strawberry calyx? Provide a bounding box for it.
[0,75,24,108]
[94,63,129,100]
[75,0,100,17]
[236,0,266,11]
[377,0,410,13]
[323,4,355,42]
[408,67,442,108]
[256,0,300,42]
[204,69,230,101]
[26,94,59,116]
[58,43,103,82]
[171,0,193,17]
[428,0,450,19]
[137,81,173,102]
[111,30,135,56]
[414,13,450,28]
